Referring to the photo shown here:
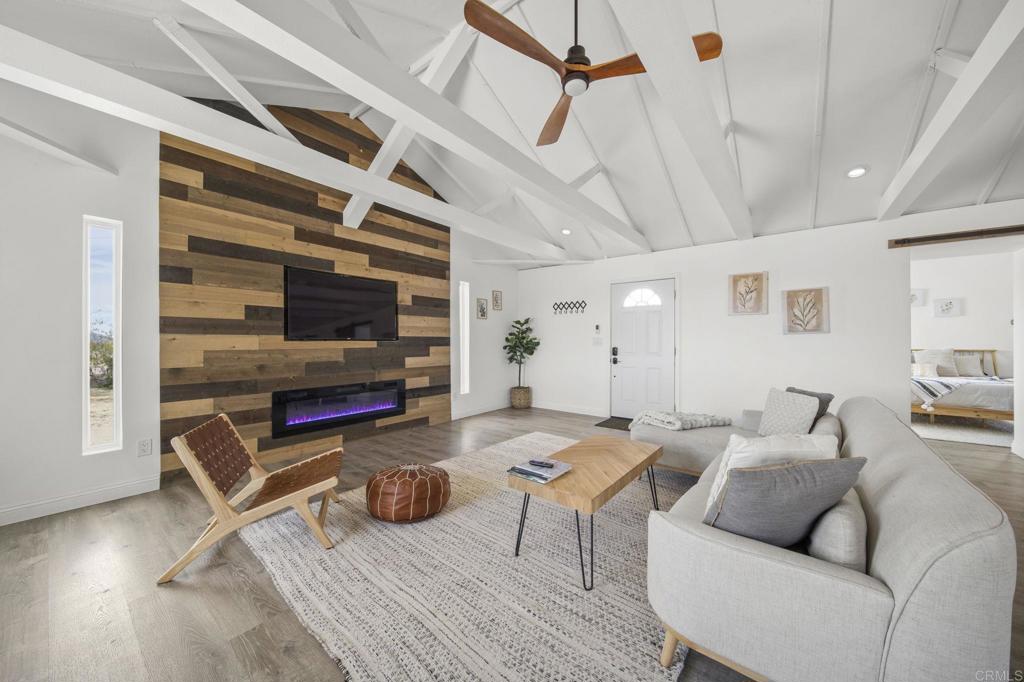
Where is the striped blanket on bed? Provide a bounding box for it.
[911,376,1003,411]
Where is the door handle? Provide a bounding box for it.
[611,357,618,365]
[611,346,619,356]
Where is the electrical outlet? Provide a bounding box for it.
[137,438,153,457]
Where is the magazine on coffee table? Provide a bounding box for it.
[507,458,572,485]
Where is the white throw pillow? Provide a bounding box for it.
[705,433,840,515]
[808,489,867,572]
[954,353,985,377]
[912,349,959,377]
[911,362,938,377]
[758,388,819,436]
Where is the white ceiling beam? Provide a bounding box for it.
[56,0,239,38]
[474,189,514,215]
[808,0,834,230]
[721,119,735,139]
[344,24,478,227]
[0,114,117,175]
[609,0,754,241]
[181,0,649,253]
[879,0,1024,219]
[567,163,603,191]
[934,48,971,79]
[977,110,1024,204]
[0,24,566,260]
[900,0,962,163]
[84,55,342,94]
[152,16,298,142]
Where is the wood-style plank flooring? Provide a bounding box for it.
[1,408,1021,681]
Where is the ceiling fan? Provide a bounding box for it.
[464,0,723,146]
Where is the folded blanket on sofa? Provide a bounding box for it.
[629,410,732,431]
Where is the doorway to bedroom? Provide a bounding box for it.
[909,245,1014,448]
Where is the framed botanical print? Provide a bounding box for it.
[476,297,488,319]
[783,287,830,334]
[492,290,503,311]
[729,272,768,315]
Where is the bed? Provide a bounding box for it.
[911,349,1013,422]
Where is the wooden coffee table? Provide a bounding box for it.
[508,435,663,590]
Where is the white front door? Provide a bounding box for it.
[610,279,675,418]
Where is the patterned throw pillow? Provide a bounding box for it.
[758,388,819,436]
[954,353,985,377]
[785,386,834,422]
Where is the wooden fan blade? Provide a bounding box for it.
[692,32,723,62]
[573,33,722,83]
[537,93,572,146]
[464,0,566,77]
[581,53,645,82]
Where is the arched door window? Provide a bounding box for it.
[622,287,662,308]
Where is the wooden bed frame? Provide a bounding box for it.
[911,349,1013,422]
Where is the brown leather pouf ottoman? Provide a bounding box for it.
[365,464,450,523]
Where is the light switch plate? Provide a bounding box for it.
[137,438,153,457]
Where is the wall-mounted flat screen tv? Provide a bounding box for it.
[284,266,398,341]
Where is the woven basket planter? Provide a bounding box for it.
[510,386,532,409]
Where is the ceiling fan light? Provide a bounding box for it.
[563,72,589,97]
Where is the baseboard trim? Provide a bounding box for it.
[452,399,510,420]
[0,476,160,526]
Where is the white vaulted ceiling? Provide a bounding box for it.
[1,0,1022,264]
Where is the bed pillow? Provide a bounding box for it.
[705,433,840,515]
[954,353,985,377]
[807,489,867,572]
[703,458,867,548]
[758,388,820,436]
[913,349,959,377]
[911,363,938,377]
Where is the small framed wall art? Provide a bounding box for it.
[933,298,963,317]
[492,290,503,311]
[729,271,768,315]
[783,287,830,334]
[476,297,488,319]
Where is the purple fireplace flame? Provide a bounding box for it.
[285,397,399,426]
[272,380,406,438]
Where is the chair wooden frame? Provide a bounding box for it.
[157,414,342,584]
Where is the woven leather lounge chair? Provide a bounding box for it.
[157,414,342,584]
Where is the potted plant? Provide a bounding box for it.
[503,317,540,408]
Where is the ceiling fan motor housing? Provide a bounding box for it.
[563,44,590,96]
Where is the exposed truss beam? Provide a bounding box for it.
[567,163,603,191]
[900,0,962,163]
[0,24,565,260]
[473,259,590,266]
[721,119,735,138]
[85,55,342,94]
[345,24,478,227]
[179,0,652,252]
[808,0,834,230]
[978,108,1024,204]
[879,0,1024,219]
[56,0,238,37]
[934,48,971,79]
[609,0,753,240]
[0,114,117,175]
[474,189,514,215]
[153,16,297,142]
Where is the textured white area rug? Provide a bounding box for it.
[240,432,695,681]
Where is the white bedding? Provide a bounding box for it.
[911,377,1014,412]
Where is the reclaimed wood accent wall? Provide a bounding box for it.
[158,107,451,472]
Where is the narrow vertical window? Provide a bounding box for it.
[458,281,470,395]
[84,216,122,453]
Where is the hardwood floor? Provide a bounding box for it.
[1,408,1021,681]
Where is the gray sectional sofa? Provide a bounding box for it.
[646,397,1015,682]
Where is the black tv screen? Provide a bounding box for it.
[284,267,398,341]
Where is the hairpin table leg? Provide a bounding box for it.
[647,466,660,511]
[575,510,594,591]
[514,493,531,557]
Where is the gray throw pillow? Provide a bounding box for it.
[786,386,834,421]
[703,457,867,548]
[808,489,867,572]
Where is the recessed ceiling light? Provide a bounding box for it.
[561,228,572,235]
[846,166,868,179]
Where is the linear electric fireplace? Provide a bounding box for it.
[272,380,406,438]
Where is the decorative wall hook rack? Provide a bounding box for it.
[552,300,587,315]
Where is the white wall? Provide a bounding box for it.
[910,252,1012,351]
[518,221,910,420]
[1014,250,1024,457]
[0,83,160,525]
[449,234,518,419]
